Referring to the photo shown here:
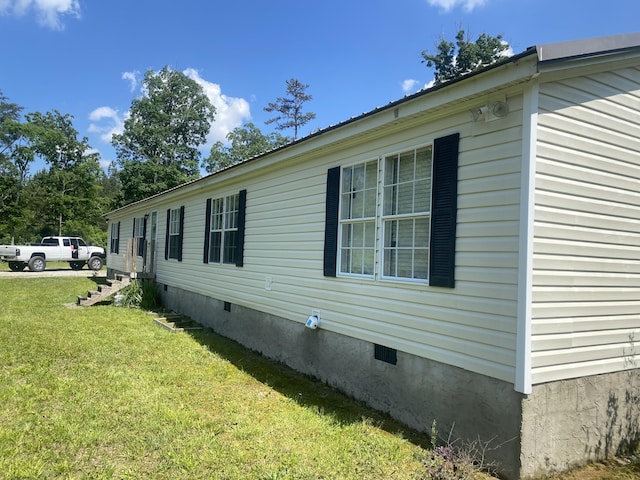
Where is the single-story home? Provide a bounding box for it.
[105,32,640,479]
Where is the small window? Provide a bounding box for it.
[110,222,120,254]
[133,217,145,257]
[168,208,181,260]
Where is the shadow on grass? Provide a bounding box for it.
[186,326,432,451]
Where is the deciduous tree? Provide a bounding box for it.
[421,30,510,85]
[203,122,289,173]
[112,66,215,204]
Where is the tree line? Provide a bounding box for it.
[0,30,508,247]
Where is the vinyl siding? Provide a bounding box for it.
[108,92,526,384]
[531,66,640,384]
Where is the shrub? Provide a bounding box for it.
[118,279,160,310]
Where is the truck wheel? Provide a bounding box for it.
[8,262,25,272]
[88,256,103,271]
[70,261,84,270]
[28,256,46,272]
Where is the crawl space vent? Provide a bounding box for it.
[374,344,397,365]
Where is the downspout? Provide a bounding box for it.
[515,75,539,395]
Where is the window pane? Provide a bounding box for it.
[415,179,430,212]
[340,248,351,272]
[399,151,414,183]
[364,188,377,217]
[396,250,413,278]
[383,185,396,216]
[341,192,352,219]
[416,147,432,180]
[384,155,398,185]
[397,219,414,247]
[351,190,364,219]
[415,218,430,247]
[364,222,375,248]
[351,249,364,274]
[396,183,414,214]
[414,249,429,279]
[223,231,237,264]
[341,167,352,193]
[353,222,364,247]
[209,232,221,262]
[352,164,364,191]
[363,249,375,275]
[365,161,377,188]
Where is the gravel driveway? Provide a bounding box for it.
[0,268,106,279]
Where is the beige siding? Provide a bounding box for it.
[532,67,640,384]
[107,92,526,384]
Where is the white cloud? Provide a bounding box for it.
[183,68,251,146]
[426,0,487,13]
[89,69,251,153]
[0,0,80,29]
[88,106,125,143]
[401,79,420,94]
[121,71,140,93]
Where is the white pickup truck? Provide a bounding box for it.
[0,236,105,272]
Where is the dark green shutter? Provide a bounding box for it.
[178,206,185,262]
[323,167,340,277]
[115,222,120,254]
[164,209,170,260]
[203,199,212,263]
[236,189,247,267]
[429,133,459,288]
[132,219,136,257]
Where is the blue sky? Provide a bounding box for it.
[1,0,638,171]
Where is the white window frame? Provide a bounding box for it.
[381,145,433,282]
[338,159,379,278]
[168,208,181,260]
[133,217,145,257]
[110,222,119,254]
[336,143,433,283]
[208,194,239,264]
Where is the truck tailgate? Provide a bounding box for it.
[0,246,19,258]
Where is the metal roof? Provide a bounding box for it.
[536,32,640,62]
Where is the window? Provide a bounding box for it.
[336,147,431,281]
[339,160,378,276]
[207,194,239,264]
[382,146,432,280]
[325,133,459,287]
[165,207,184,261]
[204,190,247,267]
[133,217,145,257]
[110,223,120,254]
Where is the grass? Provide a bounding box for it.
[0,276,435,479]
[0,276,637,479]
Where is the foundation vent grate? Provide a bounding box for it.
[374,344,397,365]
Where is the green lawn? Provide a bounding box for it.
[1,276,637,480]
[0,276,434,479]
